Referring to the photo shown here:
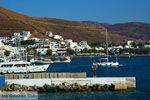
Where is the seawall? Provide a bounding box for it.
[6,77,136,90]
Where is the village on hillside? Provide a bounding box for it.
[0,31,150,58]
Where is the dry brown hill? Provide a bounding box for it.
[83,21,150,42]
[0,6,148,44]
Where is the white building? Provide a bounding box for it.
[125,45,134,49]
[95,47,105,50]
[53,35,63,40]
[45,32,53,37]
[123,40,134,49]
[23,31,31,37]
[12,32,31,41]
[127,40,133,45]
[65,39,78,49]
[56,48,67,56]
[79,41,91,49]
[13,33,21,37]
[20,31,31,40]
[49,42,60,50]
[36,48,48,56]
[74,46,83,53]
[144,45,150,48]
[31,37,40,42]
[108,45,124,50]
[0,39,4,46]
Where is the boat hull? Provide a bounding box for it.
[0,64,49,74]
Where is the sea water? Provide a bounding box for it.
[3,56,150,100]
[42,56,150,100]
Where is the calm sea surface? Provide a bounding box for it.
[11,56,150,100]
[39,56,150,100]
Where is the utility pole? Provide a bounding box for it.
[92,65,97,77]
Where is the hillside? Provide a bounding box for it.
[0,6,149,43]
[82,21,150,41]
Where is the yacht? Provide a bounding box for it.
[93,58,119,67]
[0,60,50,73]
[92,27,120,67]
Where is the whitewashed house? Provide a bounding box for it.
[49,42,60,50]
[56,48,67,56]
[13,33,21,37]
[79,41,91,49]
[74,46,83,53]
[53,35,64,40]
[65,39,78,49]
[144,45,150,48]
[31,37,40,42]
[45,31,53,37]
[0,39,4,46]
[123,40,134,49]
[95,47,105,50]
[21,31,31,40]
[108,45,123,50]
[36,48,48,56]
[12,32,31,41]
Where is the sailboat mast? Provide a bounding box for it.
[105,28,109,62]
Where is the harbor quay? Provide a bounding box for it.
[2,72,87,79]
[0,72,136,92]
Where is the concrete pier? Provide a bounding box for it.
[6,77,136,90]
[1,73,136,90]
[2,72,87,79]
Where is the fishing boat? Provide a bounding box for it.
[92,27,120,67]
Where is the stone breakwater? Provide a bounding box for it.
[0,83,116,92]
[4,77,136,92]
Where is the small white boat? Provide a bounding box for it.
[93,61,119,67]
[32,58,53,65]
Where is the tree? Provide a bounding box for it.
[88,49,97,53]
[47,49,52,56]
[81,48,88,53]
[4,50,11,56]
[34,51,41,57]
[21,40,35,45]
[67,48,75,55]
[90,42,104,47]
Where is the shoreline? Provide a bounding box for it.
[44,54,150,59]
[70,55,150,58]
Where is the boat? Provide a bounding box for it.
[32,58,53,65]
[0,35,50,74]
[52,56,71,63]
[92,27,120,67]
[93,58,119,67]
[0,60,50,73]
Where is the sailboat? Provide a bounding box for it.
[92,27,120,67]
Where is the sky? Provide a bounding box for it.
[0,0,150,24]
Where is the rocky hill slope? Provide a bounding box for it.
[0,6,149,43]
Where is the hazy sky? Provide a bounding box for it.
[0,0,150,23]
